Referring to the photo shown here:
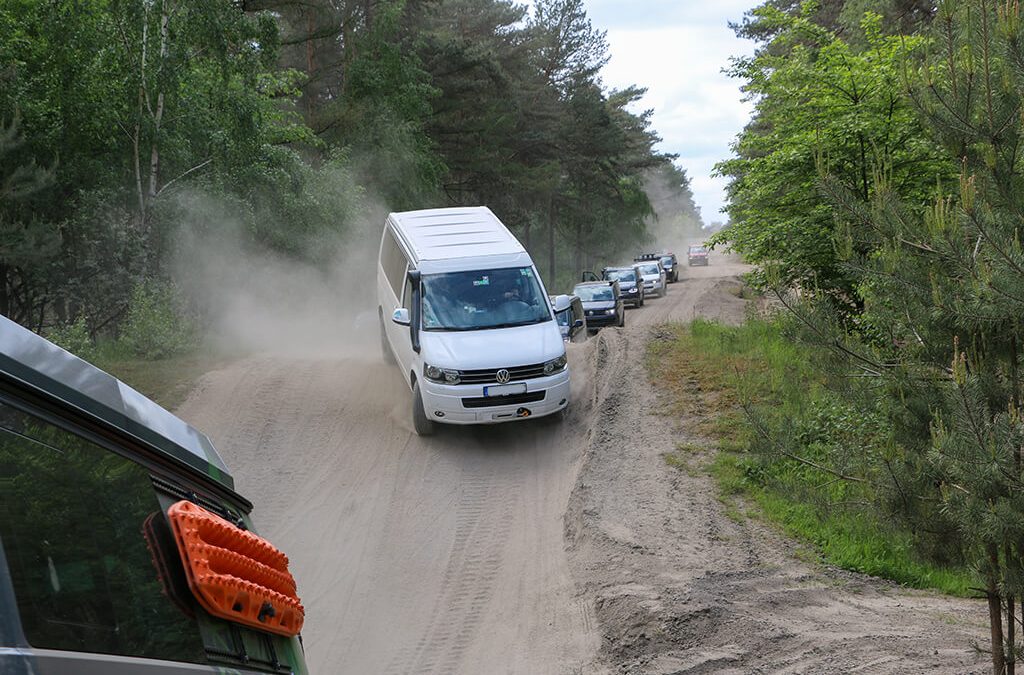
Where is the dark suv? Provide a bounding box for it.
[573,281,625,330]
[584,266,644,307]
[0,316,310,675]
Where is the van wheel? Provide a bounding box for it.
[412,381,435,436]
[380,315,395,364]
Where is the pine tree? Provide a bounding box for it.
[812,1,1024,671]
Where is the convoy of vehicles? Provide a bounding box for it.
[573,281,625,331]
[0,316,309,675]
[378,206,570,436]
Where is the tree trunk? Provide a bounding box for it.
[547,195,555,283]
[0,262,9,318]
[147,0,170,202]
[1007,588,1016,675]
[990,545,1006,675]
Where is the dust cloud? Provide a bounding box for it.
[169,191,386,360]
[641,165,708,256]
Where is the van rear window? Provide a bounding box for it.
[0,401,207,663]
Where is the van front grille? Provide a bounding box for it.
[459,363,547,384]
[461,391,546,409]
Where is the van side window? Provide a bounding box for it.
[381,226,409,297]
[402,275,414,311]
[0,402,206,663]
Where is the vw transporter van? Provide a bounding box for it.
[377,207,570,435]
[0,316,309,674]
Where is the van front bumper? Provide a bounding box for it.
[419,369,570,424]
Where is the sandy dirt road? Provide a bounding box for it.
[178,251,987,674]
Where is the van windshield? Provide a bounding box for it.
[421,267,551,331]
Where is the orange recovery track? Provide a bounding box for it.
[167,500,304,637]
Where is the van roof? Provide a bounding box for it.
[389,207,525,263]
[0,315,234,490]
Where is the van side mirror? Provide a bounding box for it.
[392,308,411,325]
[572,319,584,329]
[552,295,571,313]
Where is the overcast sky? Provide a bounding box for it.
[583,1,758,224]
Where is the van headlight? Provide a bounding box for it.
[543,354,567,375]
[424,364,461,384]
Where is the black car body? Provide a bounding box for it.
[660,254,679,282]
[688,244,709,266]
[573,281,624,329]
[598,266,644,307]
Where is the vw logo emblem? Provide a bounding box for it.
[495,369,511,384]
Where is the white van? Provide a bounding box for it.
[377,206,570,435]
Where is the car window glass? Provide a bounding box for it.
[381,227,408,297]
[421,267,550,331]
[0,402,207,663]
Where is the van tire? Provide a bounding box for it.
[412,381,435,436]
[380,314,395,364]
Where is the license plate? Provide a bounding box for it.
[484,383,527,397]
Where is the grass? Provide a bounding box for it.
[90,341,235,411]
[649,318,975,597]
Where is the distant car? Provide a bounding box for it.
[634,260,666,297]
[593,266,644,307]
[573,281,625,330]
[635,252,679,284]
[660,253,679,282]
[688,244,709,266]
[550,293,586,342]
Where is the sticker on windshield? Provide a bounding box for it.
[520,268,533,277]
[473,276,490,286]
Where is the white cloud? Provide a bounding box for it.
[592,3,756,221]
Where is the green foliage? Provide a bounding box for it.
[714,6,953,306]
[45,316,96,362]
[654,318,974,596]
[120,282,196,359]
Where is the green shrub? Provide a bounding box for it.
[120,281,197,359]
[46,316,96,361]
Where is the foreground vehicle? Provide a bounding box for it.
[378,206,569,436]
[0,316,309,675]
[634,260,667,297]
[688,244,709,266]
[550,293,587,343]
[573,281,625,330]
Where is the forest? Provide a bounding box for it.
[0,0,702,346]
[715,1,1024,672]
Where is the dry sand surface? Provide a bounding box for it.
[178,251,988,674]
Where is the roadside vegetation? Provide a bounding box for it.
[716,1,1024,671]
[652,318,973,596]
